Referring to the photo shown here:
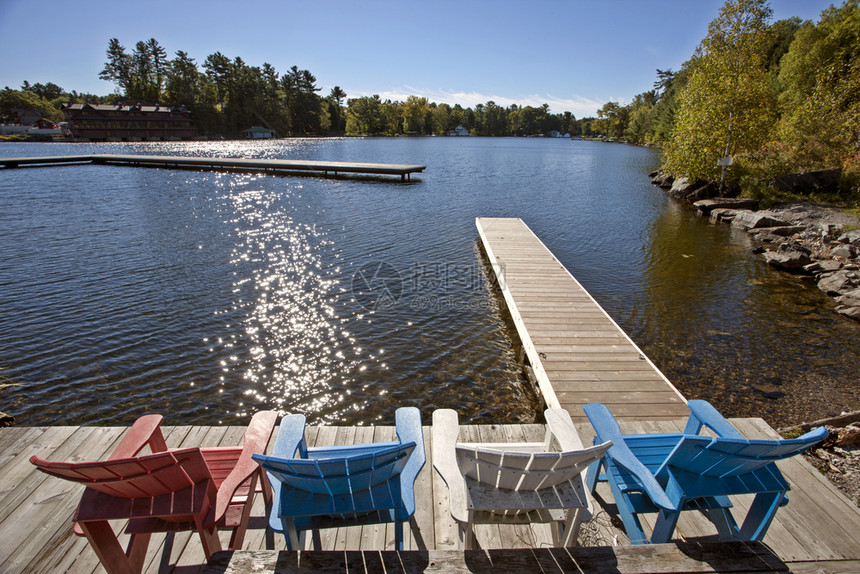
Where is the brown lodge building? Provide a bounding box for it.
[60,103,198,141]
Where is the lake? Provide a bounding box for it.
[0,138,857,428]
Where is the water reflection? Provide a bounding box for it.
[637,201,860,424]
[216,176,362,422]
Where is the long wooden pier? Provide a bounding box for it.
[0,154,426,180]
[477,217,689,423]
[2,419,859,573]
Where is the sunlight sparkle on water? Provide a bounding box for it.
[215,176,364,421]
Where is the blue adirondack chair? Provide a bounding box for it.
[584,400,827,545]
[252,407,425,551]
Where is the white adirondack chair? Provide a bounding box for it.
[432,408,611,549]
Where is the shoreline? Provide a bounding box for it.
[650,170,860,321]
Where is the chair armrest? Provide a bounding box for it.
[213,410,278,523]
[431,409,468,523]
[108,414,166,460]
[395,407,425,518]
[684,400,744,439]
[583,403,676,511]
[545,408,585,451]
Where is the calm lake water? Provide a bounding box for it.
[0,138,858,428]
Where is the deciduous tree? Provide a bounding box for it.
[664,0,776,182]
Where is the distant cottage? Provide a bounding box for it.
[60,103,197,142]
[447,125,470,136]
[241,126,276,139]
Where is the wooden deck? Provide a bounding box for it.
[476,217,689,423]
[3,418,859,573]
[0,154,426,180]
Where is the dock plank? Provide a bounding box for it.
[476,217,688,422]
[3,427,126,574]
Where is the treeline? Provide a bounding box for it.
[95,37,590,138]
[590,0,860,200]
[1,37,585,139]
[344,97,581,137]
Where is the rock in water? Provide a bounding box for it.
[763,249,812,271]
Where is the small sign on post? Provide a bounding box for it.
[718,156,733,193]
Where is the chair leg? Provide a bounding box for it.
[259,468,273,507]
[702,507,740,540]
[560,507,585,547]
[393,519,404,551]
[283,517,301,550]
[228,474,258,549]
[195,522,222,560]
[126,532,152,569]
[80,520,148,574]
[461,520,476,550]
[650,509,681,544]
[605,475,649,544]
[739,492,785,541]
[585,458,603,493]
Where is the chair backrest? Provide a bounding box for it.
[30,447,212,499]
[456,441,611,491]
[659,427,827,479]
[254,442,416,498]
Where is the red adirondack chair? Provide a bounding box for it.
[30,411,277,574]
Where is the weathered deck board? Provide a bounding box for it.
[203,544,796,574]
[3,418,858,573]
[476,217,689,422]
[0,154,426,180]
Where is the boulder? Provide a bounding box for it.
[836,287,860,307]
[819,260,844,273]
[838,230,860,247]
[686,182,720,201]
[668,177,710,199]
[694,198,759,216]
[821,224,846,241]
[766,225,807,237]
[831,243,857,259]
[818,270,856,295]
[763,249,812,271]
[773,168,842,194]
[778,241,810,254]
[651,171,674,189]
[756,232,787,245]
[835,305,860,320]
[710,208,738,223]
[731,211,793,230]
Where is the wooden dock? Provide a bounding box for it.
[0,154,426,180]
[476,217,689,423]
[3,419,859,573]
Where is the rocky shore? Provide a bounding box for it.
[650,170,860,320]
[780,411,860,506]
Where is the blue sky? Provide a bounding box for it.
[0,0,837,117]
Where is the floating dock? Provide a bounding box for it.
[2,419,858,573]
[0,154,426,180]
[476,217,689,423]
